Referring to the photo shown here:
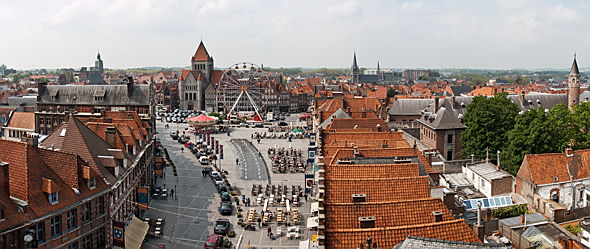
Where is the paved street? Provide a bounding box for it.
[231,139,268,181]
[142,115,315,249]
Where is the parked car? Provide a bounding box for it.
[220,191,231,202]
[204,234,224,249]
[218,201,233,215]
[203,167,213,176]
[214,219,231,235]
[216,182,228,193]
[278,121,288,126]
[210,171,220,179]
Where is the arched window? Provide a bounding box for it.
[550,189,560,203]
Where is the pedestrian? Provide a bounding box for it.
[170,188,174,197]
[236,158,239,165]
[267,226,272,237]
[181,147,184,153]
[304,194,308,201]
[247,198,251,207]
[257,138,261,144]
[201,170,205,177]
[257,217,262,228]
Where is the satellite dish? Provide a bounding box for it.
[24,234,33,242]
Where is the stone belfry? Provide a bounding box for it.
[568,54,581,110]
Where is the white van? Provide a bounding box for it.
[199,156,209,165]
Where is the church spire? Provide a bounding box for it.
[570,53,580,75]
[377,61,380,74]
[352,52,359,72]
[97,50,101,60]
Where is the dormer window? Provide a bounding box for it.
[94,96,104,101]
[87,177,96,189]
[51,96,57,101]
[48,192,59,205]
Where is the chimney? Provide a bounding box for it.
[127,76,134,97]
[451,96,456,107]
[433,211,444,222]
[434,98,439,112]
[26,135,38,148]
[376,124,382,132]
[352,194,366,203]
[358,216,376,228]
[519,91,525,106]
[497,150,501,170]
[0,161,9,195]
[37,81,48,100]
[105,127,117,148]
[520,214,527,226]
[566,148,574,157]
[476,201,482,227]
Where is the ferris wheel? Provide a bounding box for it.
[218,62,273,119]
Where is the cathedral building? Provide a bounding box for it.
[179,41,222,110]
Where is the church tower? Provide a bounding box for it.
[95,52,104,73]
[568,54,581,110]
[352,52,359,83]
[377,61,383,82]
[191,41,214,82]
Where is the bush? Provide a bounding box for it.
[566,224,582,235]
[490,204,529,219]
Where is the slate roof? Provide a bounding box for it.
[507,94,567,111]
[389,99,434,116]
[571,56,580,75]
[6,111,35,130]
[517,149,590,185]
[418,107,466,130]
[395,235,509,249]
[445,85,473,96]
[325,198,453,229]
[39,84,151,106]
[319,108,350,129]
[324,176,431,203]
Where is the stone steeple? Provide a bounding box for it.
[568,54,581,110]
[352,52,359,83]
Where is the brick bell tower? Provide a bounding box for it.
[568,54,581,110]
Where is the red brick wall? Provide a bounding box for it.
[491,177,513,196]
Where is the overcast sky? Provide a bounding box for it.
[2,0,589,70]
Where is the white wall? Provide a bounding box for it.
[537,179,590,209]
[463,166,492,197]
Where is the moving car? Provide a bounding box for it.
[213,219,231,235]
[204,234,224,249]
[199,156,209,165]
[218,201,233,215]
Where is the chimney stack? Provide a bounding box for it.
[497,150,501,170]
[0,161,9,196]
[434,98,439,112]
[105,126,117,148]
[127,76,134,97]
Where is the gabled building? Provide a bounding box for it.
[179,41,223,110]
[0,137,110,249]
[516,149,590,222]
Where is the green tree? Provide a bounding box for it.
[503,108,565,174]
[461,93,519,160]
[386,88,398,98]
[571,102,590,149]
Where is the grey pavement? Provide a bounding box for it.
[142,117,315,249]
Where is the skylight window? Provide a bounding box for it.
[59,128,67,137]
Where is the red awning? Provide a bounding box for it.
[187,114,216,122]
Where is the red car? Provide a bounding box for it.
[204,234,224,249]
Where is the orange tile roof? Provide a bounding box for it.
[325,198,453,229]
[468,86,497,96]
[6,112,35,130]
[325,219,479,248]
[322,131,404,147]
[518,149,590,185]
[324,176,430,203]
[328,147,419,164]
[327,118,387,130]
[325,163,420,179]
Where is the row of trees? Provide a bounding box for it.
[461,93,590,175]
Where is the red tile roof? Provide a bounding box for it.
[192,41,211,61]
[324,176,430,203]
[6,112,35,130]
[325,219,479,248]
[325,198,453,229]
[518,149,590,185]
[326,118,387,131]
[325,163,420,179]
